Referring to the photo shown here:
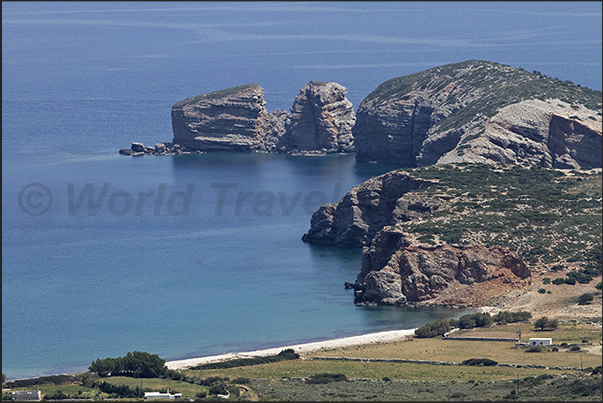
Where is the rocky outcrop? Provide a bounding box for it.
[122,81,356,156]
[354,60,602,168]
[353,228,531,307]
[301,170,438,247]
[171,84,269,152]
[281,81,355,153]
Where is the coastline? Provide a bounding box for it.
[166,328,418,370]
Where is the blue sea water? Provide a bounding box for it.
[2,2,601,380]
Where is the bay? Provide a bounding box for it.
[2,1,600,380]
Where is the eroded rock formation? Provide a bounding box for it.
[123,81,357,156]
[171,84,270,152]
[353,228,531,307]
[282,81,355,153]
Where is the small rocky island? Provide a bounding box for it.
[120,81,355,156]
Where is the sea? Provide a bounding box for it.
[2,1,601,380]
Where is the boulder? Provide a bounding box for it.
[131,142,145,152]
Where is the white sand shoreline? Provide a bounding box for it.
[166,328,418,370]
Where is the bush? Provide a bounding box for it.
[538,288,546,294]
[458,312,493,329]
[42,390,69,400]
[542,277,551,284]
[526,346,543,353]
[493,311,531,324]
[569,346,581,351]
[461,358,498,366]
[552,278,565,285]
[231,377,250,384]
[415,318,451,338]
[577,293,594,305]
[191,349,299,370]
[570,377,602,396]
[595,282,602,290]
[208,383,228,395]
[592,366,602,375]
[565,277,577,285]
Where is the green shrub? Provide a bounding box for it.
[458,312,494,329]
[570,377,602,396]
[493,311,531,324]
[209,383,228,395]
[577,293,594,305]
[569,346,581,351]
[542,277,551,284]
[552,278,565,285]
[537,288,546,294]
[231,377,250,384]
[595,282,602,290]
[525,346,542,353]
[415,318,452,338]
[461,358,498,366]
[191,349,299,370]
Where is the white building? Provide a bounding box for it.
[11,390,41,401]
[144,388,182,400]
[528,337,552,346]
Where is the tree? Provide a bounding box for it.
[89,351,166,378]
[534,316,558,331]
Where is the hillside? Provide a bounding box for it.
[353,60,602,168]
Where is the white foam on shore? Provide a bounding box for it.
[166,328,417,370]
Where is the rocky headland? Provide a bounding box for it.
[353,60,602,168]
[305,164,601,307]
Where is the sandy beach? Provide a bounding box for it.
[166,328,417,370]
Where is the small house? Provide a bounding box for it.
[144,388,182,400]
[528,337,552,346]
[11,390,41,401]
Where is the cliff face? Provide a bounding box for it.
[282,81,355,153]
[168,81,355,154]
[353,228,531,307]
[301,170,438,247]
[353,60,602,168]
[171,84,270,152]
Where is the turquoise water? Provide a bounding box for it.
[3,1,601,380]
[2,152,467,379]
